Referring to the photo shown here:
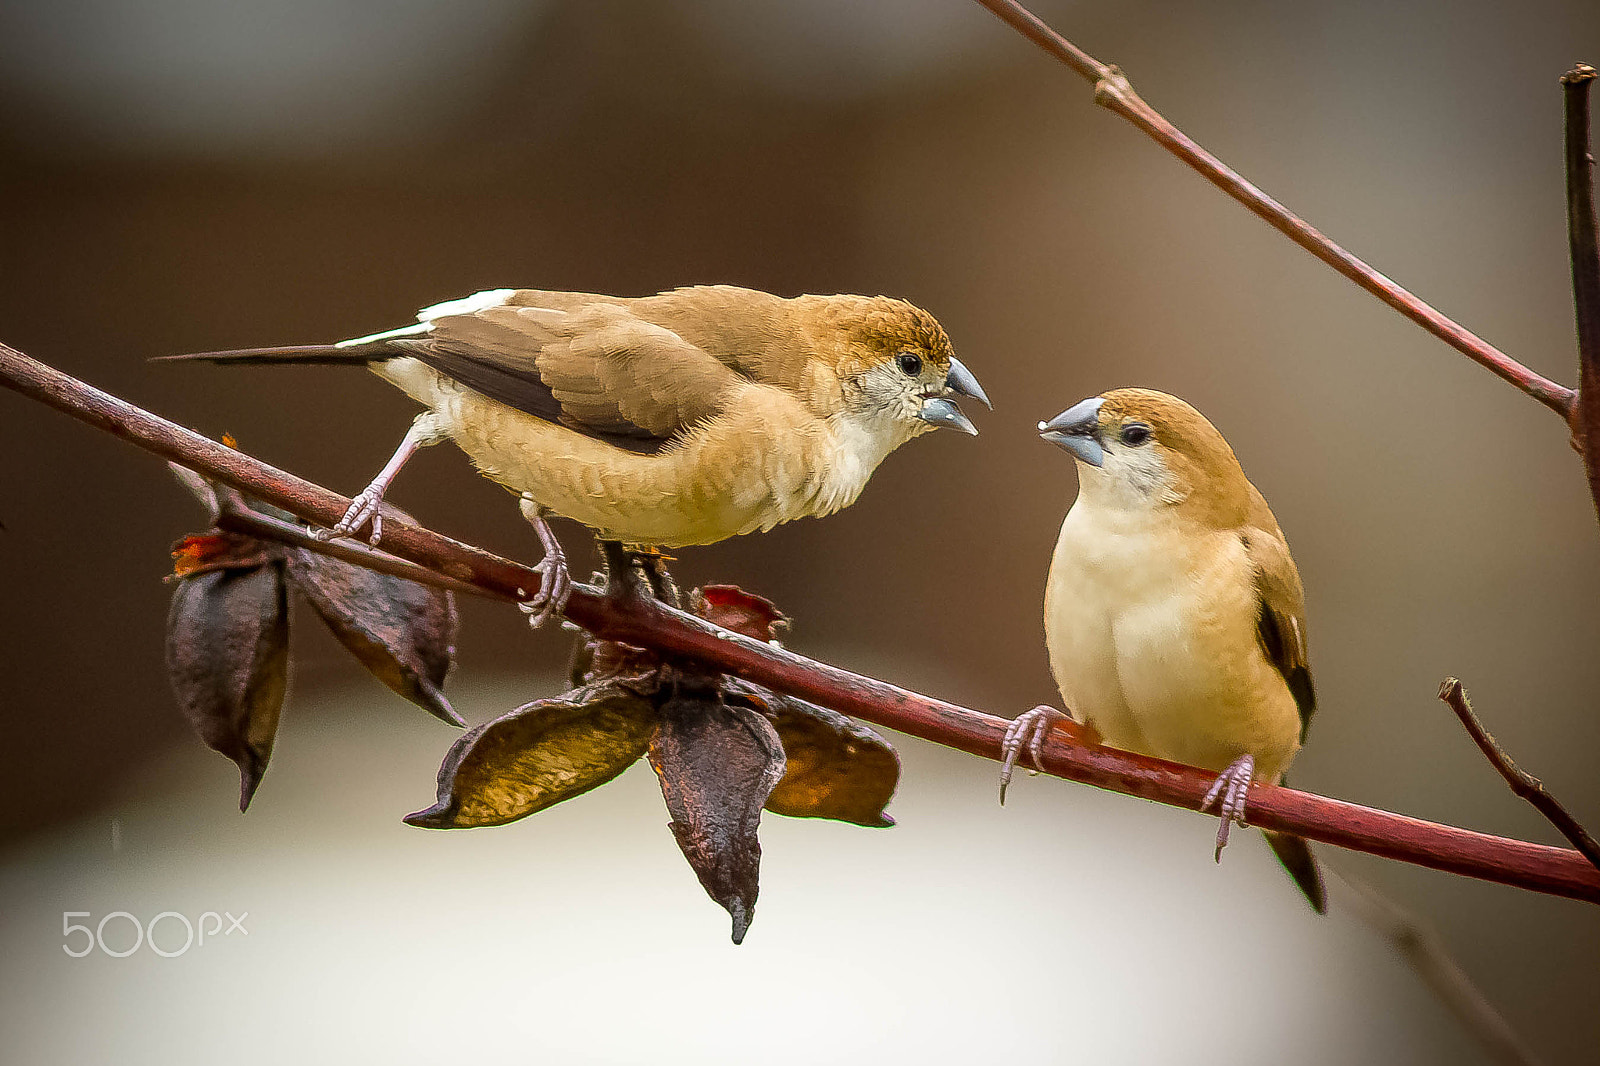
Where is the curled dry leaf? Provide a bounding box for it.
[397,577,893,943]
[690,585,787,641]
[726,680,899,827]
[170,532,278,578]
[404,683,659,829]
[649,679,786,944]
[284,540,461,727]
[166,563,290,810]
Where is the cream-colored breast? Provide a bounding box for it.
[373,358,888,547]
[1044,499,1301,780]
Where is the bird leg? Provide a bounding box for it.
[516,496,573,629]
[320,412,447,545]
[999,705,1071,805]
[597,540,656,603]
[632,547,681,608]
[1199,753,1256,862]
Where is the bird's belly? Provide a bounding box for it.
[1111,600,1300,779]
[454,413,783,547]
[1044,571,1149,752]
[380,360,848,547]
[1045,515,1300,780]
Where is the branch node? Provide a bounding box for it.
[1561,63,1597,86]
[1092,64,1136,108]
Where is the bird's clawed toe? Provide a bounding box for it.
[319,485,387,545]
[1199,754,1256,862]
[999,705,1068,804]
[519,553,573,629]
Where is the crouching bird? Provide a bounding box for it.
[1001,388,1324,913]
[159,285,987,622]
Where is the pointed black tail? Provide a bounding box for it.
[151,343,393,366]
[1264,829,1327,913]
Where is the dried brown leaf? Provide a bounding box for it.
[166,563,289,810]
[725,680,899,827]
[649,680,786,944]
[404,683,658,829]
[169,532,277,579]
[690,585,787,641]
[284,541,461,727]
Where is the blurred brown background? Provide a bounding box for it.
[2,0,1597,1062]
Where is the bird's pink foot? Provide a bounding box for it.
[319,413,444,546]
[319,483,388,545]
[999,705,1069,804]
[517,499,572,629]
[1199,753,1256,861]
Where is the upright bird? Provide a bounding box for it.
[161,285,987,620]
[1001,388,1324,912]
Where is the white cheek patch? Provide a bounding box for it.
[1103,445,1179,505]
[855,363,914,417]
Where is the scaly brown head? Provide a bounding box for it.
[797,294,988,442]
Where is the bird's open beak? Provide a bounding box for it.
[945,357,991,409]
[1039,397,1105,466]
[917,357,986,435]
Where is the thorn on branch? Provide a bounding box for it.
[1438,677,1600,873]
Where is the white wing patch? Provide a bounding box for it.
[417,288,516,321]
[336,288,518,348]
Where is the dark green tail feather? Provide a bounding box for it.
[1264,829,1326,913]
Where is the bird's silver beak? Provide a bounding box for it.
[944,357,991,409]
[918,396,978,435]
[1039,397,1105,466]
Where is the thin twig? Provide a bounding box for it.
[970,0,1577,419]
[205,481,491,601]
[1332,870,1545,1066]
[3,343,1599,903]
[1438,678,1600,872]
[1563,65,1600,521]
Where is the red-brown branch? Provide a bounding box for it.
[971,0,1577,419]
[1439,678,1600,873]
[1564,65,1600,522]
[3,341,1598,904]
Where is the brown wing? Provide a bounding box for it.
[1240,489,1324,913]
[394,302,746,454]
[1241,502,1315,742]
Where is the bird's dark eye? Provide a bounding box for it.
[1119,423,1152,446]
[896,352,923,377]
